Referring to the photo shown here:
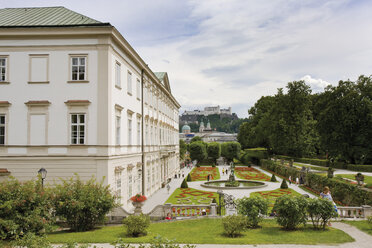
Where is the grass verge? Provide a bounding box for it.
[47,218,354,244]
[342,220,372,236]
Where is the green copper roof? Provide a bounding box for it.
[0,6,109,27]
[154,72,166,81]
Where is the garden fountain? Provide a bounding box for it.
[201,162,267,189]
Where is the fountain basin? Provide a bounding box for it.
[201,180,267,189]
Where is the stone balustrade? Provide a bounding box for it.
[337,205,371,218]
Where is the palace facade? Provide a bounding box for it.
[0,7,180,210]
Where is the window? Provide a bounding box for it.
[0,58,7,82]
[71,57,86,81]
[115,62,121,88]
[116,116,121,145]
[127,118,132,145]
[128,174,133,198]
[0,115,5,145]
[115,170,122,203]
[137,121,141,145]
[152,167,155,186]
[71,114,85,144]
[136,79,141,100]
[127,71,132,94]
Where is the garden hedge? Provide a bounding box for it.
[275,155,372,172]
[261,159,372,206]
[239,148,269,166]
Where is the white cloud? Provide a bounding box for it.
[300,75,330,93]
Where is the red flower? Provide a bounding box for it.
[130,194,147,202]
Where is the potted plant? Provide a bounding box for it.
[130,194,147,215]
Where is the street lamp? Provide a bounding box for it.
[217,190,223,216]
[38,168,47,188]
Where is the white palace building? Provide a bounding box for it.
[0,7,180,209]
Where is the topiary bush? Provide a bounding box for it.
[181,179,188,188]
[122,214,150,237]
[307,198,336,230]
[270,174,277,182]
[273,195,308,230]
[222,215,246,237]
[186,173,192,182]
[237,196,269,228]
[53,175,118,232]
[280,179,288,189]
[0,177,54,240]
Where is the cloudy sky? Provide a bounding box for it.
[2,0,372,117]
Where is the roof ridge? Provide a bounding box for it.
[4,6,65,9]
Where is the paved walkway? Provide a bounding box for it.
[52,222,372,248]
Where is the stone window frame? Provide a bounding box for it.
[28,54,49,84]
[25,101,51,145]
[0,56,9,84]
[65,100,91,145]
[68,54,89,83]
[0,101,11,145]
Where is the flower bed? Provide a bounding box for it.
[165,188,218,205]
[234,167,271,181]
[190,166,220,181]
[250,188,301,209]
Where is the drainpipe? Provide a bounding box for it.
[141,69,145,195]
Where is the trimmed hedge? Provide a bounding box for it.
[275,155,372,172]
[239,148,269,165]
[261,159,372,206]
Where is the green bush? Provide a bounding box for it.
[53,175,117,232]
[307,198,336,230]
[274,195,308,230]
[280,179,288,189]
[115,236,196,248]
[181,179,188,188]
[237,196,269,228]
[186,174,192,182]
[368,216,372,227]
[11,232,52,248]
[122,214,150,237]
[0,177,54,240]
[270,174,277,182]
[222,215,246,237]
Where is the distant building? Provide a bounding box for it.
[183,105,232,116]
[180,119,237,143]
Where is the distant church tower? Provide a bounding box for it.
[206,120,211,130]
[199,120,205,132]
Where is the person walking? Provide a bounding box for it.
[320,186,337,226]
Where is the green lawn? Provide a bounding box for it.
[293,163,329,171]
[47,218,354,244]
[165,188,219,205]
[343,220,372,236]
[189,166,220,181]
[250,188,302,210]
[336,174,372,185]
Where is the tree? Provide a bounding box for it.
[280,179,288,189]
[190,136,202,143]
[180,179,188,188]
[237,196,269,228]
[189,141,207,164]
[315,76,372,164]
[179,139,187,160]
[207,142,221,164]
[221,142,241,163]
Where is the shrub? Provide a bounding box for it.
[181,179,188,188]
[186,174,192,182]
[368,216,372,227]
[221,142,241,163]
[122,214,150,237]
[115,236,196,248]
[222,215,246,237]
[0,177,54,240]
[270,174,277,182]
[307,198,336,230]
[11,232,52,248]
[280,179,288,189]
[53,175,117,232]
[274,195,308,230]
[237,196,269,228]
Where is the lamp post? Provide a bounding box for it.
[38,168,47,188]
[217,190,223,216]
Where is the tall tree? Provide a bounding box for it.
[189,141,207,164]
[179,139,187,160]
[207,142,221,164]
[315,76,372,164]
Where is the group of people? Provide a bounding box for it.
[222,168,229,176]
